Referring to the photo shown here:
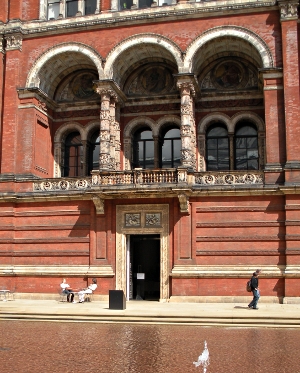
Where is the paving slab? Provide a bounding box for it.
[1,299,300,327]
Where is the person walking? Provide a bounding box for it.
[248,271,260,310]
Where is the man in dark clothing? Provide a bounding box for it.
[248,271,260,309]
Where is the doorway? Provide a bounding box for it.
[128,234,160,301]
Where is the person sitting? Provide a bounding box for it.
[60,278,75,303]
[78,278,97,303]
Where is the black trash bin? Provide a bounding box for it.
[109,290,126,310]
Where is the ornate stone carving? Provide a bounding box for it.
[178,194,189,214]
[5,34,22,51]
[278,0,298,20]
[145,213,161,226]
[125,213,141,227]
[92,195,105,214]
[195,171,264,185]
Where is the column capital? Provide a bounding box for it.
[174,73,200,97]
[278,0,299,21]
[93,79,126,104]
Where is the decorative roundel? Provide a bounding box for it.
[243,174,256,184]
[41,181,52,191]
[223,174,235,184]
[58,180,70,190]
[76,179,88,189]
[203,175,215,184]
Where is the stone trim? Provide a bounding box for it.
[116,204,169,301]
[185,25,274,72]
[0,265,114,277]
[26,42,104,89]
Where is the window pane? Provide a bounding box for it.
[120,0,133,9]
[85,0,97,14]
[247,137,258,148]
[207,126,227,137]
[207,138,217,150]
[64,132,82,177]
[173,139,181,167]
[139,0,153,8]
[144,140,154,169]
[48,1,60,19]
[66,0,78,17]
[236,138,246,149]
[236,125,257,136]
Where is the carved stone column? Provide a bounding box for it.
[176,75,198,171]
[109,98,117,170]
[94,80,126,171]
[115,105,121,170]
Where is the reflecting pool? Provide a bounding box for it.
[0,321,300,373]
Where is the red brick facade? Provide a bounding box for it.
[0,0,299,303]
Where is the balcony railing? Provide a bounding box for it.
[33,169,264,192]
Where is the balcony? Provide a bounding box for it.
[33,169,264,192]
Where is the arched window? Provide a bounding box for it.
[161,127,181,168]
[64,132,83,177]
[88,131,100,173]
[132,128,154,169]
[206,124,229,170]
[235,122,258,170]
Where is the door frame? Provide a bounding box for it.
[116,204,169,301]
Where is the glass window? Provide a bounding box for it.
[161,128,181,168]
[64,132,83,177]
[133,129,154,169]
[88,131,100,173]
[235,123,258,170]
[47,0,60,19]
[85,0,97,14]
[66,0,79,17]
[139,0,153,8]
[206,124,229,170]
[119,0,133,9]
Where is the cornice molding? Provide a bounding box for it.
[0,1,278,38]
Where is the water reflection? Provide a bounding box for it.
[0,321,299,373]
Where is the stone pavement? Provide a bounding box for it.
[1,298,300,327]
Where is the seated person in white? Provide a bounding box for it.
[78,278,97,303]
[60,278,74,303]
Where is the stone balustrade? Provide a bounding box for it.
[33,169,264,192]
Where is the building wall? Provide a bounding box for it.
[0,0,299,303]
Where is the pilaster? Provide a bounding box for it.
[278,0,300,184]
[259,68,285,184]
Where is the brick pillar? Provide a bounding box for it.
[177,76,197,171]
[278,0,300,184]
[260,68,285,184]
[0,1,8,22]
[1,33,23,176]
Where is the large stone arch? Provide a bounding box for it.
[184,26,274,73]
[104,34,184,83]
[26,42,104,90]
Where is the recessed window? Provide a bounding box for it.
[64,132,83,177]
[161,127,181,168]
[66,0,79,17]
[88,131,100,173]
[47,0,60,19]
[85,0,97,14]
[206,124,229,170]
[235,123,258,170]
[133,129,154,169]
